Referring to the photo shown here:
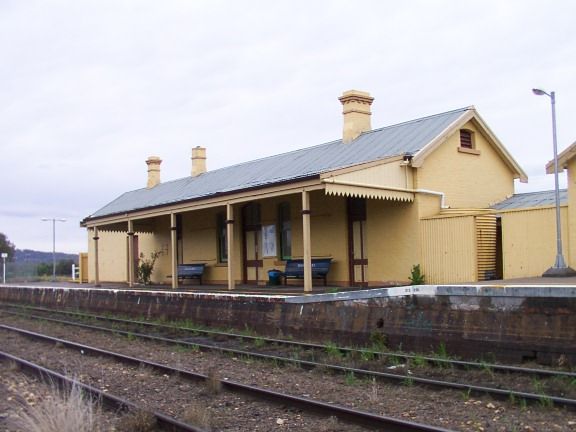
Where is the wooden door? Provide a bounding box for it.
[347,198,368,287]
[242,203,262,284]
[127,235,139,282]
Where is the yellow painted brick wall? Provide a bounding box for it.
[87,229,157,283]
[147,215,171,283]
[309,192,349,284]
[146,192,349,285]
[260,194,301,282]
[179,208,223,283]
[415,120,515,208]
[367,199,419,284]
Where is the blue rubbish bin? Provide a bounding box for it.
[267,269,282,286]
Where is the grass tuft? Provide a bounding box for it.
[344,371,357,386]
[9,381,103,432]
[117,409,156,432]
[183,402,212,431]
[368,378,379,403]
[318,415,340,432]
[206,367,222,395]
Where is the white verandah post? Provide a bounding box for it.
[301,190,312,292]
[226,203,235,291]
[93,227,100,287]
[170,213,179,289]
[127,220,134,287]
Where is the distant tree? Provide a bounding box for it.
[36,262,52,276]
[56,259,74,276]
[0,233,16,261]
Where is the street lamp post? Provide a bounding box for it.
[532,88,576,277]
[41,218,66,282]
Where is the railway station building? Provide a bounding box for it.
[81,90,574,290]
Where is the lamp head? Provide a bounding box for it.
[532,88,548,96]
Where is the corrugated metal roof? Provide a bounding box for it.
[491,190,568,210]
[88,107,471,220]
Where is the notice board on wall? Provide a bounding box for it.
[262,224,277,257]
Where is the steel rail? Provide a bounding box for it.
[0,323,451,432]
[0,350,206,432]
[2,310,576,410]
[2,302,573,379]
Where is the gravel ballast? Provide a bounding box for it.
[1,313,575,431]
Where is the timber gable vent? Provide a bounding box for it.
[458,129,480,155]
[460,129,473,149]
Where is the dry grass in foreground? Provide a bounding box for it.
[9,380,104,432]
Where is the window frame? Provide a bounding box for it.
[216,212,228,263]
[278,202,292,261]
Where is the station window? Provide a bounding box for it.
[217,212,227,263]
[278,202,291,260]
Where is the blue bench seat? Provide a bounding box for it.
[282,258,332,286]
[176,263,205,285]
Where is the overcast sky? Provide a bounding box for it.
[1,0,575,254]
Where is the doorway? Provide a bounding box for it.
[242,203,262,284]
[495,217,503,279]
[347,198,368,287]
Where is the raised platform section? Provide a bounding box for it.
[1,283,575,364]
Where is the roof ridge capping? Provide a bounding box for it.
[141,106,478,184]
[358,105,475,138]
[90,106,479,200]
[84,98,529,223]
[206,106,477,174]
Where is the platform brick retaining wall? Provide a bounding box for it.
[1,285,575,364]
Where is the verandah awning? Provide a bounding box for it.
[324,182,414,202]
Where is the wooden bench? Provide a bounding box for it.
[281,258,332,286]
[175,263,206,285]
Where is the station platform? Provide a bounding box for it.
[1,278,575,364]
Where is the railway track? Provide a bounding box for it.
[0,304,576,379]
[0,350,204,432]
[3,303,572,378]
[1,303,575,410]
[0,322,451,432]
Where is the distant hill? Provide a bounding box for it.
[14,249,78,264]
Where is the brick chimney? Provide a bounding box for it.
[338,90,374,143]
[146,156,162,188]
[191,146,207,177]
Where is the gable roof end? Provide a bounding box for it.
[546,140,576,174]
[411,107,528,183]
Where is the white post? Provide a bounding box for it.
[1,253,7,284]
[72,263,76,281]
[41,218,66,282]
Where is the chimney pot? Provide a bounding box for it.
[146,156,162,188]
[338,90,374,143]
[191,146,207,177]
